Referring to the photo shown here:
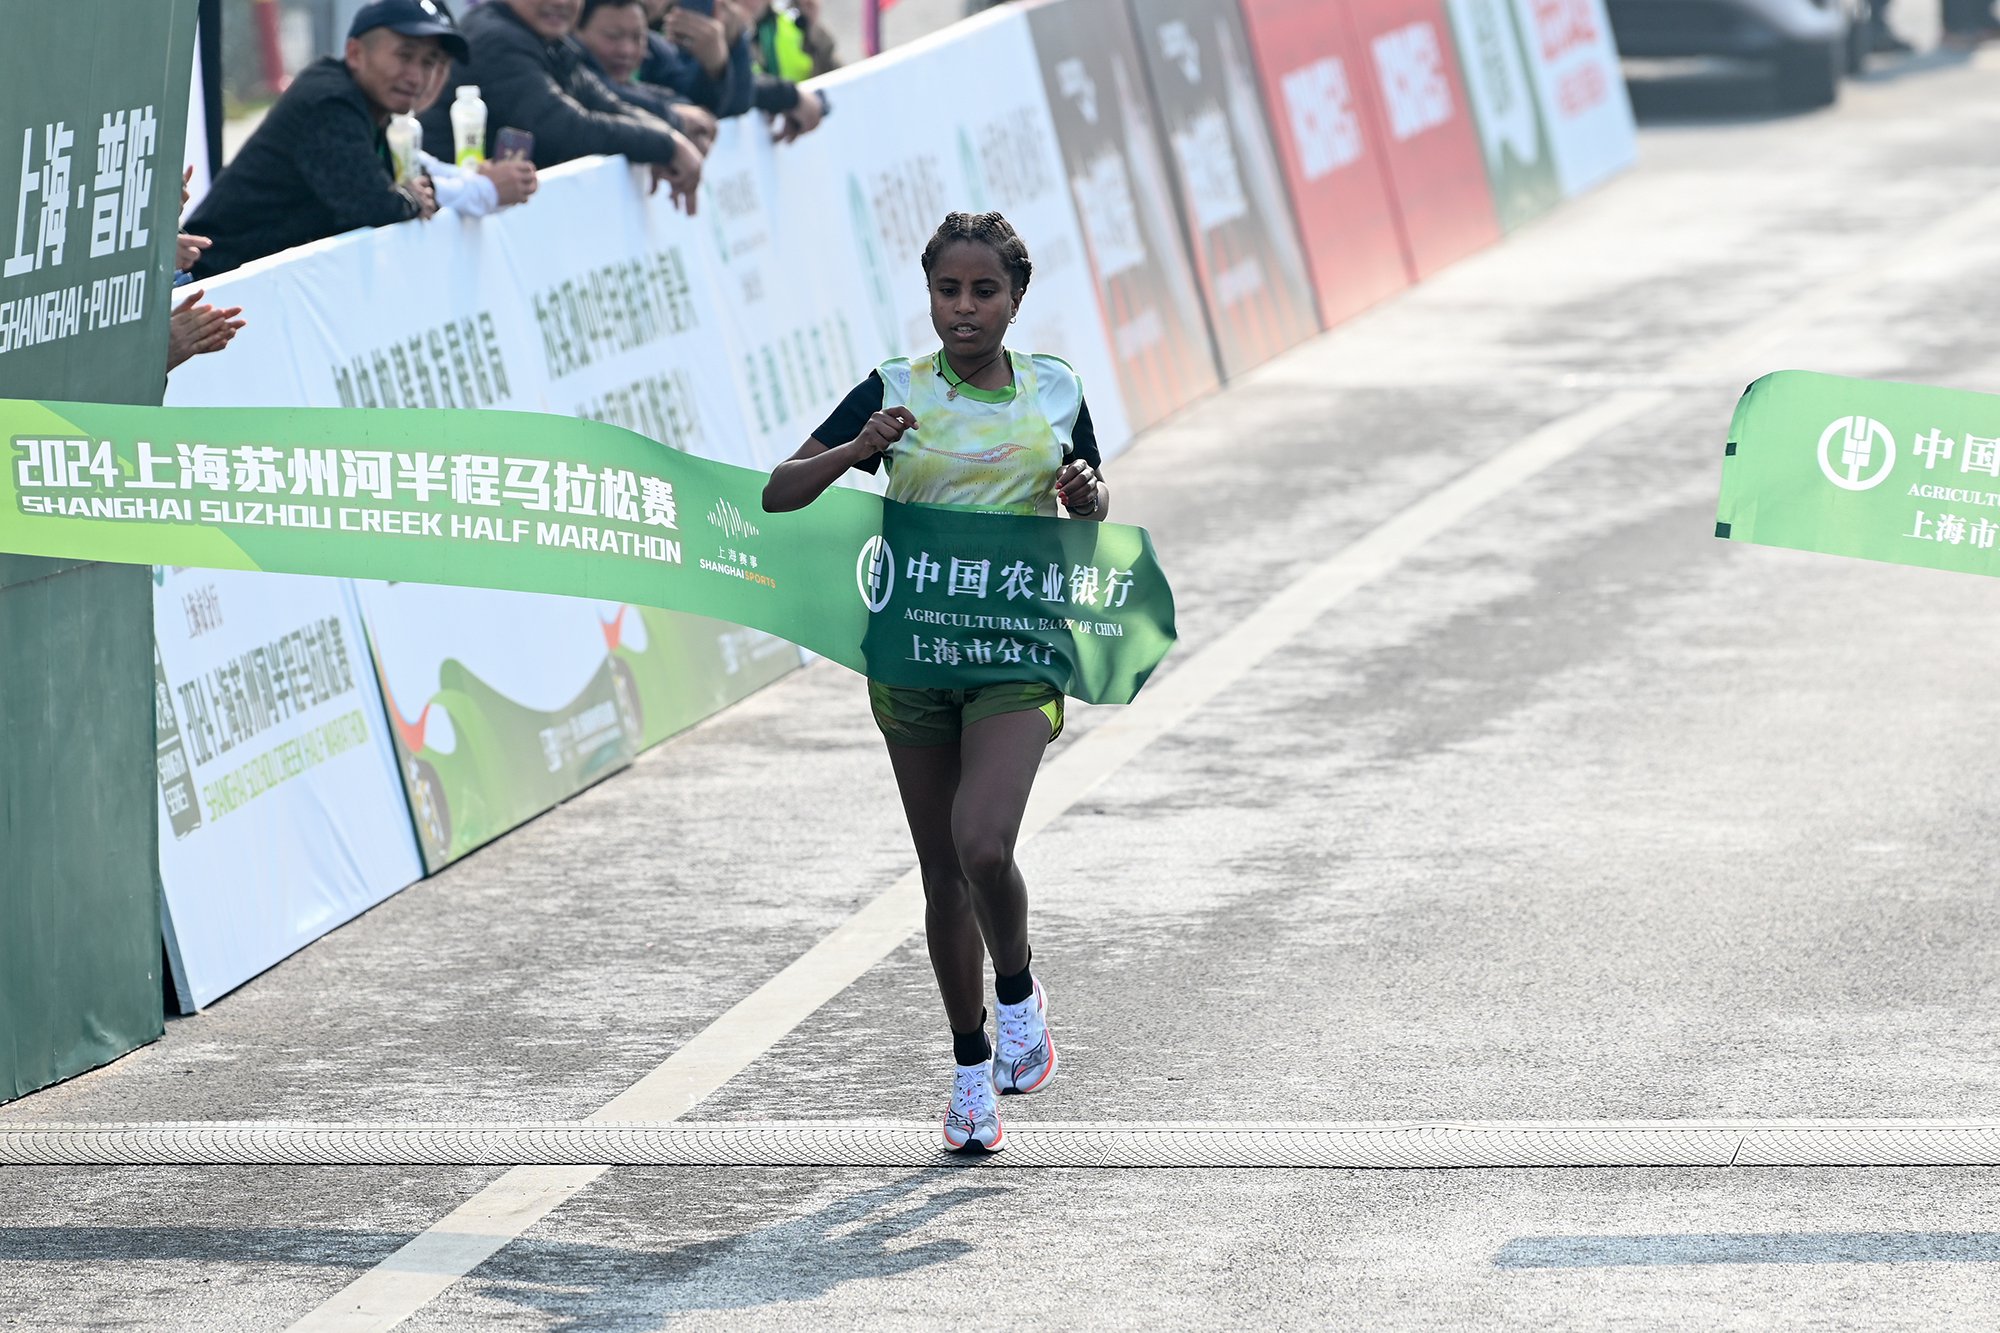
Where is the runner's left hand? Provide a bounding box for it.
[1057,461,1099,515]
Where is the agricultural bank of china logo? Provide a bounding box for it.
[857,535,893,613]
[1817,415,1896,491]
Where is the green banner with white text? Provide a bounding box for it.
[1718,371,2000,577]
[1,401,1177,705]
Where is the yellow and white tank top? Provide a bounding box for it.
[878,350,1083,517]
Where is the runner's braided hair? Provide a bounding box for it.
[921,212,1033,296]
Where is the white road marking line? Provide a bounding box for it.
[290,185,2000,1333]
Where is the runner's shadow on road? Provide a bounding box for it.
[475,1174,1009,1328]
[0,1176,1005,1328]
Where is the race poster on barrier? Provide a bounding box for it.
[1510,0,1635,198]
[153,569,422,1008]
[355,582,636,871]
[505,160,754,462]
[510,159,807,751]
[692,116,877,471]
[601,602,803,751]
[1025,0,1220,433]
[803,9,1137,460]
[1441,0,1562,231]
[1128,0,1322,378]
[165,190,545,416]
[1237,0,1411,328]
[1347,0,1502,278]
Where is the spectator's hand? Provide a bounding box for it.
[167,289,247,372]
[478,158,539,208]
[672,103,720,154]
[717,0,751,46]
[775,89,824,142]
[649,132,704,215]
[402,175,440,220]
[176,233,210,274]
[665,7,730,76]
[180,164,193,211]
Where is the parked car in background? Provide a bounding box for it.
[1605,0,1868,109]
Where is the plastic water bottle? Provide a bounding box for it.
[451,85,487,167]
[386,113,423,184]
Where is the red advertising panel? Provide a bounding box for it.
[1238,0,1412,328]
[1343,0,1500,279]
[1026,0,1222,431]
[1129,0,1323,378]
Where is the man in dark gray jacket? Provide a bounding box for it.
[187,0,468,277]
[420,0,703,213]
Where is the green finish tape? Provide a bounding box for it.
[1718,371,2000,578]
[0,401,1176,705]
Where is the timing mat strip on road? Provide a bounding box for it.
[6,1121,2000,1168]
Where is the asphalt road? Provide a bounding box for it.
[11,43,2000,1333]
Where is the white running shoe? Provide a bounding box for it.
[993,979,1056,1095]
[941,1061,1005,1153]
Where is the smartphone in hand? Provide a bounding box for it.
[494,127,535,162]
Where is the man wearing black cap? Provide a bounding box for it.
[186,0,470,278]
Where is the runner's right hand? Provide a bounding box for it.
[853,407,918,457]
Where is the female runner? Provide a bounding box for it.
[762,211,1108,1152]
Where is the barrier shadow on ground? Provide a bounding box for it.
[1496,1231,2000,1268]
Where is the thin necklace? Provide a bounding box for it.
[938,346,1006,399]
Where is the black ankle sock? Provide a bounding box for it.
[952,1013,991,1067]
[995,958,1034,1007]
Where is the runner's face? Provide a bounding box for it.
[577,1,649,81]
[928,241,1018,363]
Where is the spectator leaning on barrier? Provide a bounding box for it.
[574,0,722,153]
[730,0,829,143]
[184,0,467,278]
[637,0,756,117]
[421,0,704,213]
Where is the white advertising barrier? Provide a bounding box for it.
[692,115,881,470]
[803,7,1137,460]
[1508,0,1635,196]
[152,568,422,1010]
[499,155,760,464]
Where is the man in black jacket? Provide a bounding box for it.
[420,0,703,213]
[186,0,467,278]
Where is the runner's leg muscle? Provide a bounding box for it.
[886,738,985,1032]
[951,708,1049,977]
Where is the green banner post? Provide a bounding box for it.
[1718,371,2000,578]
[0,402,1177,705]
[0,0,199,1101]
